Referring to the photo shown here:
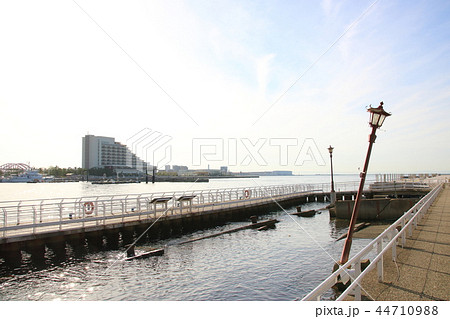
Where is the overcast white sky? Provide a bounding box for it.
[1,0,449,174]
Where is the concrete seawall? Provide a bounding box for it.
[334,198,419,221]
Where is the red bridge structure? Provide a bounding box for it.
[0,163,32,172]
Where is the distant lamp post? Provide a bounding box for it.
[328,145,336,205]
[152,166,156,184]
[339,102,391,265]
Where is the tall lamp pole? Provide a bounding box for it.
[339,102,391,265]
[152,166,156,184]
[328,145,336,205]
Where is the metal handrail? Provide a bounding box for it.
[302,182,443,301]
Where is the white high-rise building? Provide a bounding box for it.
[82,135,147,172]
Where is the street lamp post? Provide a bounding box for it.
[152,166,156,184]
[339,102,391,265]
[328,145,336,205]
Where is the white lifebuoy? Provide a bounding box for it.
[83,201,95,215]
[244,190,250,199]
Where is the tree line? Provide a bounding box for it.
[39,166,86,177]
[38,166,114,177]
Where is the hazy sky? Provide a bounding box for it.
[1,0,449,174]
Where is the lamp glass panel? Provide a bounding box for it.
[371,113,381,126]
[378,114,386,127]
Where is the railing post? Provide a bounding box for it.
[77,199,82,219]
[110,197,114,216]
[72,201,77,220]
[353,259,361,301]
[40,200,43,223]
[147,196,152,214]
[377,240,384,282]
[33,206,36,234]
[392,229,397,261]
[121,200,125,222]
[17,201,21,225]
[137,195,142,213]
[401,218,406,247]
[103,202,106,225]
[95,197,99,226]
[59,200,63,230]
[82,201,85,228]
[152,198,157,218]
[171,195,175,215]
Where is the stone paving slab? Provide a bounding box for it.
[353,183,450,301]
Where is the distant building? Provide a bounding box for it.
[172,165,188,172]
[271,170,293,176]
[82,135,147,173]
[236,170,293,176]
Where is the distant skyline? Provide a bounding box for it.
[1,1,449,174]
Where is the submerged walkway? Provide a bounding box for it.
[356,184,450,301]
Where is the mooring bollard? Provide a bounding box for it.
[250,216,258,224]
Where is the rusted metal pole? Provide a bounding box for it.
[330,152,335,193]
[339,125,377,265]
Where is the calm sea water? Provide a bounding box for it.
[0,175,374,301]
[0,174,369,201]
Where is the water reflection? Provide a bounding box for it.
[328,218,352,239]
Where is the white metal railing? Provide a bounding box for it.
[0,181,367,239]
[369,180,432,192]
[302,182,444,301]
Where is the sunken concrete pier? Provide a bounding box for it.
[333,198,420,221]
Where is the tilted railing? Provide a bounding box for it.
[0,181,367,239]
[302,182,444,301]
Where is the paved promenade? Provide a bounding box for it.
[357,183,450,301]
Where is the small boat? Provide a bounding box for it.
[291,209,316,217]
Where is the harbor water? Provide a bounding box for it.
[0,175,375,301]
